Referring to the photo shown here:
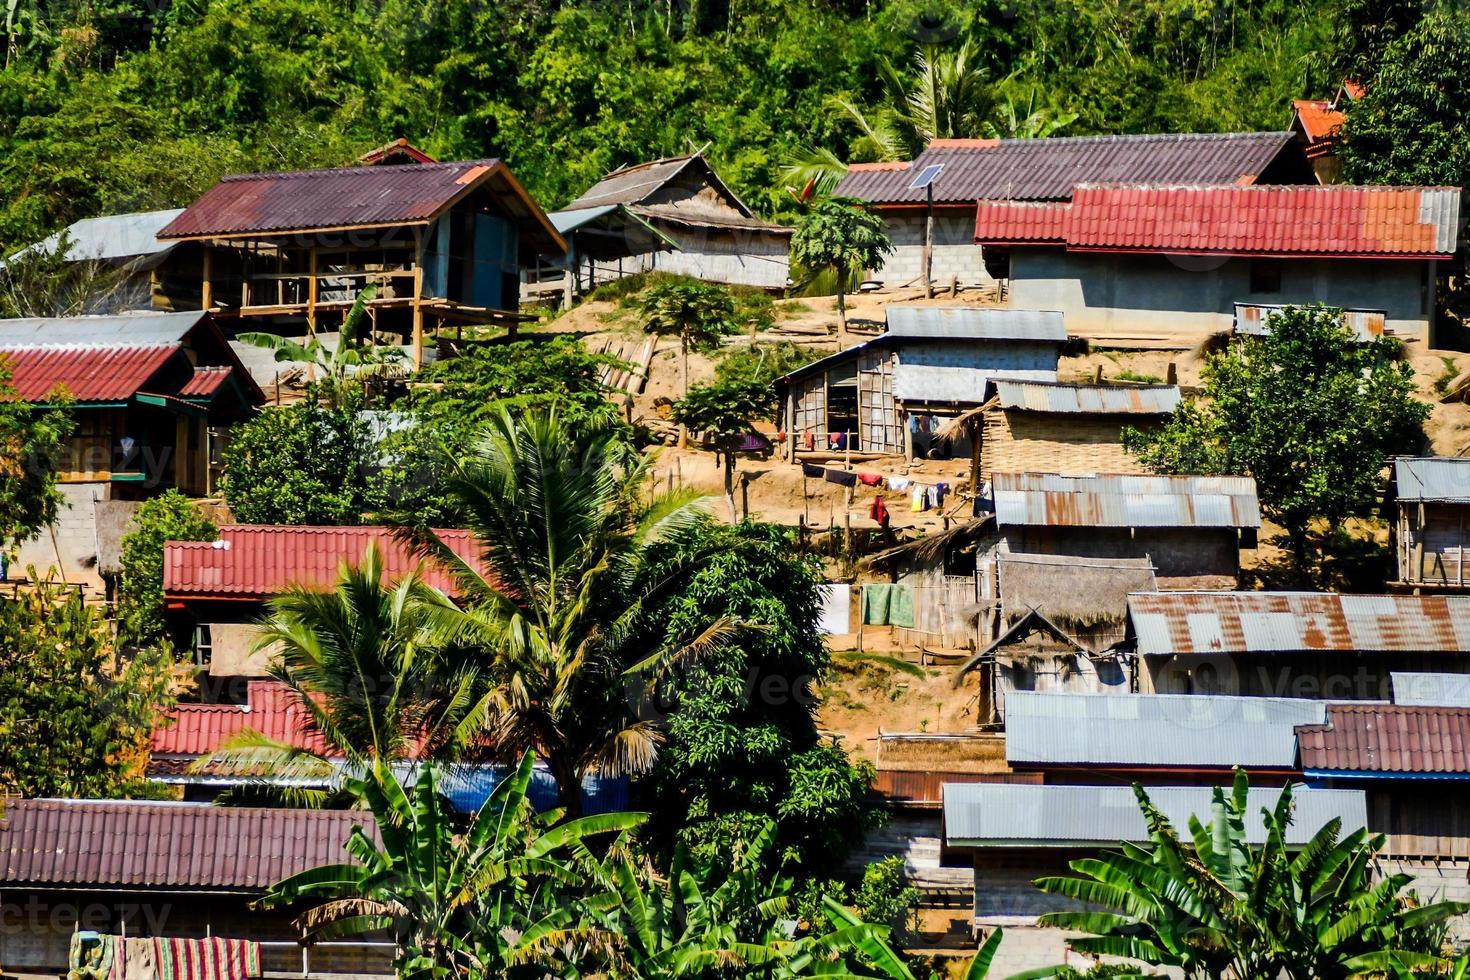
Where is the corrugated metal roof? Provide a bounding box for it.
[836,131,1296,205]
[892,366,1055,404]
[995,380,1180,414]
[163,525,484,600]
[159,160,534,240]
[1297,703,1470,774]
[942,782,1366,847]
[973,199,1070,243]
[1395,457,1470,503]
[885,306,1067,341]
[0,797,372,891]
[1005,691,1326,769]
[550,204,619,233]
[1234,304,1386,341]
[176,365,234,399]
[566,156,709,210]
[1392,672,1470,707]
[151,681,335,757]
[1129,592,1470,656]
[0,311,206,349]
[1003,184,1460,258]
[4,209,184,268]
[1293,99,1346,145]
[992,472,1262,529]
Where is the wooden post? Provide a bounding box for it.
[412,227,427,371]
[1459,510,1465,588]
[922,183,934,300]
[201,245,214,310]
[785,389,797,463]
[307,247,318,339]
[563,236,577,310]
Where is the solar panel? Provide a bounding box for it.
[908,163,944,189]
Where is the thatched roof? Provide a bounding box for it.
[934,396,998,443]
[998,552,1157,629]
[862,515,997,567]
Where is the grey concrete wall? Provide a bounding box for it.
[9,482,110,590]
[878,211,993,289]
[1007,249,1434,344]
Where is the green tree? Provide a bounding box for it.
[0,362,72,556]
[262,752,645,980]
[198,544,487,804]
[1123,305,1428,571]
[1340,9,1470,189]
[408,406,733,816]
[854,856,921,946]
[115,489,216,647]
[636,521,877,870]
[670,376,768,521]
[789,199,893,332]
[220,389,377,525]
[0,581,174,797]
[1036,771,1468,980]
[638,278,738,412]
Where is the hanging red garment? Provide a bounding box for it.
[868,496,890,529]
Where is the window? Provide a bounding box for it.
[193,624,212,670]
[1249,260,1282,294]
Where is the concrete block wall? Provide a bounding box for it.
[878,211,993,290]
[9,482,109,590]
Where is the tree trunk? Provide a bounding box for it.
[677,335,690,448]
[551,757,584,819]
[836,268,848,335]
[724,449,738,523]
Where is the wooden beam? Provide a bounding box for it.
[201,246,214,310]
[413,228,426,371]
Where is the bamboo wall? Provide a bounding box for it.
[980,410,1159,481]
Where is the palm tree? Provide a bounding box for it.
[1036,770,1468,980]
[261,752,645,980]
[406,406,737,816]
[195,544,489,804]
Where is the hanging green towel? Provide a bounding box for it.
[862,584,914,628]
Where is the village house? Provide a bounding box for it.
[1288,81,1361,184]
[832,131,1314,294]
[154,158,566,368]
[778,306,1066,458]
[161,524,483,689]
[990,471,1262,588]
[1127,591,1470,699]
[976,380,1179,481]
[0,797,390,976]
[548,153,791,296]
[149,679,630,813]
[1390,456,1470,592]
[1,312,263,589]
[941,781,1366,974]
[974,183,1460,346]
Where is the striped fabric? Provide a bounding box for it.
[107,937,260,980]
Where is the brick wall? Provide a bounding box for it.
[9,482,110,590]
[879,212,993,290]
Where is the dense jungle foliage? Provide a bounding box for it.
[0,0,1446,256]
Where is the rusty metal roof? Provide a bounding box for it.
[1234,304,1387,341]
[160,159,500,238]
[992,472,1262,529]
[836,131,1297,205]
[1129,592,1470,656]
[163,525,484,601]
[1394,457,1470,504]
[1297,703,1470,775]
[0,797,371,891]
[994,380,1180,414]
[885,306,1067,341]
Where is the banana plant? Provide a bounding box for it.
[260,752,645,980]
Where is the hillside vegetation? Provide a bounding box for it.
[0,0,1407,253]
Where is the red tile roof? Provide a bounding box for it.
[176,365,234,399]
[976,185,1461,258]
[836,131,1298,205]
[163,525,483,601]
[0,797,372,891]
[1296,703,1470,775]
[0,346,179,402]
[1292,99,1346,145]
[158,159,500,239]
[151,681,335,758]
[972,200,1070,243]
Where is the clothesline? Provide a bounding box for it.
[799,462,952,512]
